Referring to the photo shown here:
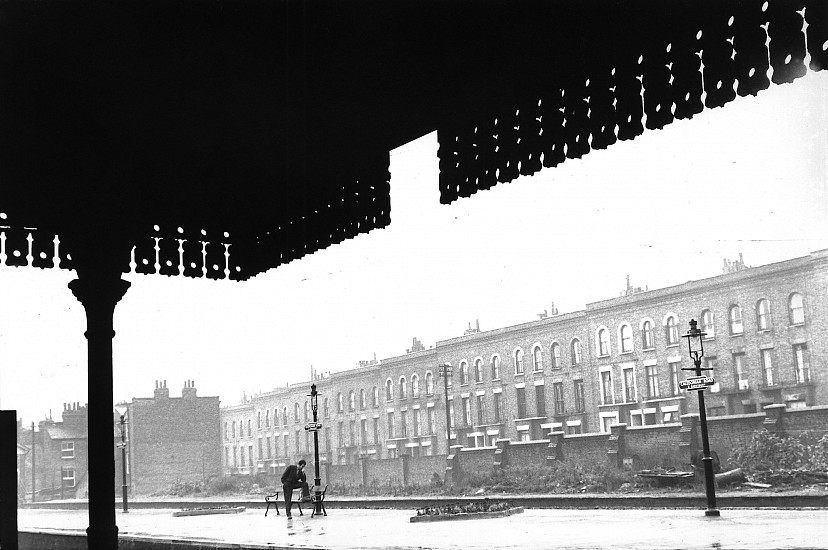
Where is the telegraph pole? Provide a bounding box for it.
[439,363,453,454]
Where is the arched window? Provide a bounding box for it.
[491,355,501,379]
[789,293,805,324]
[372,386,379,407]
[257,411,261,429]
[756,298,771,331]
[729,305,744,334]
[323,399,329,418]
[412,374,420,397]
[247,419,252,435]
[641,320,654,349]
[385,379,393,401]
[514,349,524,374]
[282,407,288,427]
[664,316,679,345]
[232,421,236,438]
[597,328,610,356]
[304,401,310,421]
[532,345,544,371]
[474,359,483,382]
[265,409,270,428]
[701,309,715,337]
[460,361,469,385]
[570,339,582,365]
[425,372,434,395]
[349,390,356,411]
[294,403,300,423]
[399,376,408,399]
[551,342,561,368]
[620,324,633,353]
[359,388,366,409]
[274,409,279,427]
[337,393,344,412]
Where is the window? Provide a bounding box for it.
[267,436,272,458]
[323,399,329,419]
[494,392,503,422]
[304,401,310,422]
[516,387,527,418]
[476,395,485,424]
[597,328,610,356]
[622,367,636,402]
[61,441,75,459]
[412,375,420,397]
[567,423,582,435]
[372,386,379,407]
[474,359,483,383]
[793,343,810,384]
[413,409,421,436]
[462,397,471,426]
[532,345,544,371]
[247,419,252,436]
[460,362,469,385]
[224,422,229,441]
[491,355,501,379]
[257,411,262,429]
[646,365,659,398]
[620,324,633,353]
[284,434,289,456]
[240,446,245,467]
[701,309,715,337]
[761,349,775,386]
[399,376,408,399]
[425,372,434,396]
[274,436,279,457]
[294,432,300,458]
[337,393,344,413]
[514,349,524,374]
[258,438,263,459]
[282,407,288,427]
[385,379,393,401]
[387,412,395,438]
[729,305,744,335]
[349,391,356,411]
[553,382,564,416]
[789,293,805,324]
[372,418,379,443]
[265,409,270,428]
[427,407,436,434]
[641,320,654,349]
[535,384,546,417]
[570,339,582,365]
[665,316,679,345]
[670,362,680,396]
[233,447,238,467]
[600,370,614,405]
[249,444,254,466]
[349,420,356,446]
[337,422,344,447]
[402,411,411,437]
[734,353,748,389]
[62,468,75,488]
[574,380,585,413]
[448,400,455,429]
[756,298,771,331]
[551,342,561,368]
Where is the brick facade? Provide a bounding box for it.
[221,249,828,480]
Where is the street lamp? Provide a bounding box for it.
[114,405,129,513]
[682,319,720,517]
[308,384,323,517]
[438,363,453,453]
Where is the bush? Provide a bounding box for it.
[730,430,828,473]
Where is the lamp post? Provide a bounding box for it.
[682,319,719,517]
[114,406,129,513]
[438,363,453,453]
[309,384,323,516]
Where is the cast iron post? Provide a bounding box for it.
[310,384,323,516]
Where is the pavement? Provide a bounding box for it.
[16,506,828,549]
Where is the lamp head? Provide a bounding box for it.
[683,319,706,364]
[114,405,128,419]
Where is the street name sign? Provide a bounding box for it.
[304,422,323,432]
[679,376,715,391]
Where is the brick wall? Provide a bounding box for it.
[507,441,547,465]
[364,456,405,487]
[624,424,682,469]
[326,462,362,487]
[784,405,828,437]
[705,413,766,468]
[456,447,495,482]
[558,432,608,464]
[406,455,445,486]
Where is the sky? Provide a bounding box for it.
[2,71,827,425]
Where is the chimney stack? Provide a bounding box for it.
[154,379,170,399]
[182,380,197,399]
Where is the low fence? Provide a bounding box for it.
[320,404,828,488]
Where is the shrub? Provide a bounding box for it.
[730,430,828,473]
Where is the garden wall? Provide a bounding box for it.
[407,455,445,486]
[508,441,547,465]
[364,456,405,487]
[625,424,682,469]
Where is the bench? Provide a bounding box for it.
[264,492,280,516]
[310,485,328,518]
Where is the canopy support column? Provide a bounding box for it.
[69,271,130,550]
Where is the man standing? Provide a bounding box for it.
[280,459,308,518]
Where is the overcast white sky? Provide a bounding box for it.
[2,71,827,425]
